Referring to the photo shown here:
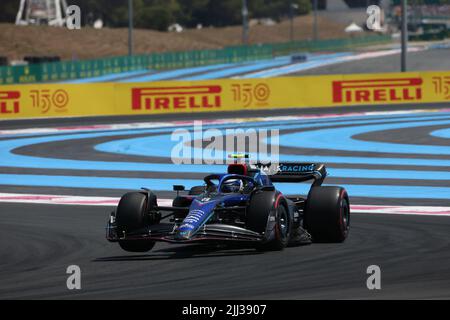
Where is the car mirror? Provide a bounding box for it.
[173,185,185,191]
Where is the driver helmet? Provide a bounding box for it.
[222,179,244,193]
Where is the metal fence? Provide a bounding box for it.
[0,34,391,85]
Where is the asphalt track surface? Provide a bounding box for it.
[1,104,450,299]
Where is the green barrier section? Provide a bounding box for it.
[0,34,391,85]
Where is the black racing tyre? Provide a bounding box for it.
[116,192,149,233]
[247,191,289,251]
[116,192,155,252]
[172,196,192,221]
[188,185,206,195]
[172,196,193,207]
[246,190,276,234]
[262,205,290,251]
[304,186,350,243]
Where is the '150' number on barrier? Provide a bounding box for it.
[231,83,270,107]
[30,89,69,114]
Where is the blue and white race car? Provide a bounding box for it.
[106,158,350,252]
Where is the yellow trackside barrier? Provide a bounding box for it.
[0,83,114,119]
[1,71,449,120]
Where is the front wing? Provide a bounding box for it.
[106,222,265,244]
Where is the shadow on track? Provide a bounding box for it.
[93,244,264,262]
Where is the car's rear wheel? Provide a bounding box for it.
[116,192,156,252]
[304,186,350,243]
[188,185,206,195]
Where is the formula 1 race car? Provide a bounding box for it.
[106,159,350,252]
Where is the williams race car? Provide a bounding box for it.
[106,160,350,252]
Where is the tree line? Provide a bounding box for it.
[0,0,312,31]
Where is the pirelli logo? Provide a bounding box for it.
[132,86,222,111]
[332,78,423,103]
[0,91,21,114]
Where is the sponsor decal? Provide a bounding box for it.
[432,76,450,100]
[231,83,271,107]
[0,91,21,114]
[182,209,205,225]
[131,86,222,111]
[179,223,195,230]
[332,78,423,103]
[30,89,69,114]
[279,164,315,173]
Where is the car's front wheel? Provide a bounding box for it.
[116,192,156,252]
[247,191,290,251]
[263,205,290,251]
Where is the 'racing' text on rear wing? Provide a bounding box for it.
[255,162,327,186]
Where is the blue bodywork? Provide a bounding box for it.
[175,172,272,240]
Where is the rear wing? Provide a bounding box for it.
[255,163,327,186]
